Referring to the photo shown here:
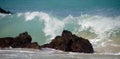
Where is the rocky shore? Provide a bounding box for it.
[0,8,12,14]
[0,30,94,53]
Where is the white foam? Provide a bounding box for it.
[78,15,120,35]
[23,12,120,51]
[25,12,40,21]
[0,13,8,17]
[77,15,120,43]
[17,13,22,17]
[24,12,64,43]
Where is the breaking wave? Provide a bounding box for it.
[0,11,120,53]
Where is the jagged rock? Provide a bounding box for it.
[0,30,94,53]
[0,8,12,14]
[0,37,14,48]
[26,42,41,49]
[11,32,32,48]
[0,32,41,49]
[41,30,94,53]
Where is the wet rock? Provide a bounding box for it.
[11,32,32,48]
[0,37,14,48]
[0,8,12,14]
[0,32,41,49]
[0,30,94,53]
[41,30,94,53]
[27,42,41,49]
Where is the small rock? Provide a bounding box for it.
[0,8,12,14]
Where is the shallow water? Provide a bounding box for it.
[0,48,120,59]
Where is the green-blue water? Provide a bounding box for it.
[0,0,120,16]
[0,0,120,54]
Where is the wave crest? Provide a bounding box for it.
[1,11,120,53]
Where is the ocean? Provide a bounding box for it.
[0,0,120,59]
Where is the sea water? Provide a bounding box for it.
[0,0,120,59]
[0,48,120,59]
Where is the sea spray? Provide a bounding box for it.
[0,12,120,53]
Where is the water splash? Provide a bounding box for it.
[0,11,120,53]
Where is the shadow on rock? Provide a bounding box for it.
[0,30,94,53]
[41,30,94,53]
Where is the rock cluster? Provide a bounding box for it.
[0,30,94,53]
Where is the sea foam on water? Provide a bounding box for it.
[0,12,120,53]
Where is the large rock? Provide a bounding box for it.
[41,30,94,53]
[11,32,32,48]
[0,8,12,14]
[0,32,41,49]
[0,30,94,53]
[0,37,14,48]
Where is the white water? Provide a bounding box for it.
[0,48,120,59]
[23,12,120,53]
[0,12,120,53]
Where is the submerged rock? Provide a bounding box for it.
[41,30,94,53]
[0,8,12,14]
[0,32,40,49]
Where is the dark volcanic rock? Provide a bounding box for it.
[0,8,12,14]
[0,30,94,53]
[41,30,94,53]
[26,42,41,49]
[0,37,14,48]
[11,32,32,48]
[0,32,40,49]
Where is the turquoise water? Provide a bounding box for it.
[0,0,120,16]
[0,0,120,54]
